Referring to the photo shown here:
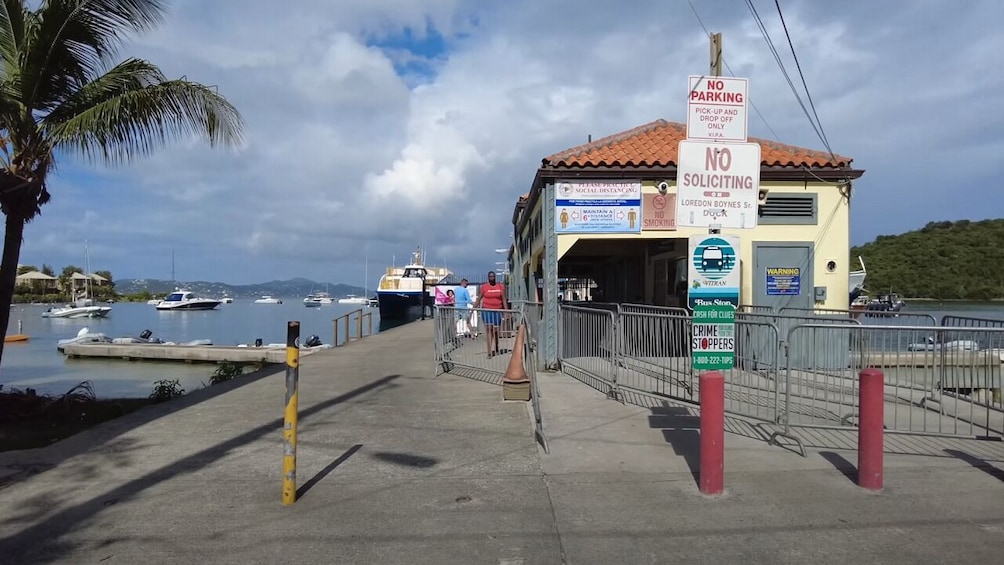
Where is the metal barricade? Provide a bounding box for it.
[737,311,860,377]
[616,310,693,400]
[615,311,784,425]
[773,323,1004,456]
[558,305,619,398]
[521,310,549,453]
[941,315,1004,329]
[738,304,774,314]
[779,306,937,327]
[433,306,524,382]
[618,303,690,316]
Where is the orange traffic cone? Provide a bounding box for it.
[502,324,531,401]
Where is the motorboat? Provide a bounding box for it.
[849,256,866,303]
[155,290,221,311]
[376,247,452,320]
[907,336,980,352]
[146,299,162,305]
[41,295,112,319]
[57,327,113,350]
[221,295,234,304]
[254,295,283,304]
[112,329,165,344]
[337,295,369,305]
[303,291,333,307]
[237,334,329,350]
[864,293,906,313]
[112,329,211,345]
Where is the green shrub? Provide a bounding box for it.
[150,379,185,403]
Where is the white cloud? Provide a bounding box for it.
[18,0,1004,285]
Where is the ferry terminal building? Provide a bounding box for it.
[507,119,865,367]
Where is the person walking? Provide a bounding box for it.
[475,271,508,358]
[453,279,474,337]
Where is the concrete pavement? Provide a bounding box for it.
[1,319,1002,564]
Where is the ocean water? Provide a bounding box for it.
[3,299,1003,399]
[2,300,396,399]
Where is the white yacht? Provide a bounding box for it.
[254,295,283,304]
[303,291,333,307]
[337,295,369,305]
[155,290,221,311]
[376,247,451,320]
[42,294,112,319]
[43,245,112,318]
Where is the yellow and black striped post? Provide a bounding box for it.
[281,321,300,505]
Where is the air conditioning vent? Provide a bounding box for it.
[758,194,817,225]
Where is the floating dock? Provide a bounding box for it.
[59,343,332,364]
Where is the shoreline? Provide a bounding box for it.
[901,297,1004,303]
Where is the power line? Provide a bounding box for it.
[687,0,782,141]
[772,0,833,156]
[743,0,827,147]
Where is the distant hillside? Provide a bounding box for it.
[116,277,368,299]
[850,219,1004,300]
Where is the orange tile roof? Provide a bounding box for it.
[543,119,851,169]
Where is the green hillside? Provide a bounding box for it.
[850,219,1004,300]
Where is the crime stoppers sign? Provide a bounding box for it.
[675,140,761,229]
[691,303,735,371]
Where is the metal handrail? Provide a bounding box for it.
[333,308,374,346]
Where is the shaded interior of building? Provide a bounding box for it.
[526,238,692,307]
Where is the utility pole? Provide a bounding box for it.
[710,33,723,77]
[709,32,723,235]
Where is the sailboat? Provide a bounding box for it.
[338,253,371,304]
[42,244,112,319]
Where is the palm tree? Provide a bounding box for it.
[0,0,244,365]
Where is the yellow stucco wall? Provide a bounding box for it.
[544,180,850,309]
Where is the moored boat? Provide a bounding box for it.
[376,247,451,321]
[155,290,221,311]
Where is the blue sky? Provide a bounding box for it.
[14,0,1004,287]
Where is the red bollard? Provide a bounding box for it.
[699,371,725,495]
[858,368,884,490]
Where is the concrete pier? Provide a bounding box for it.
[2,320,1002,564]
[59,343,333,364]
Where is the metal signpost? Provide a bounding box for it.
[679,35,756,376]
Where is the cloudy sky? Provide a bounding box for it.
[16,0,1004,287]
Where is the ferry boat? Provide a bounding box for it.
[376,247,451,320]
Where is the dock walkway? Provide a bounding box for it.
[1,320,1003,564]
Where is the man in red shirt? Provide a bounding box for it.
[475,271,508,358]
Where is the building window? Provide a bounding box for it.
[758,193,817,225]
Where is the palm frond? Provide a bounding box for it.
[0,0,26,82]
[23,0,167,111]
[46,66,245,164]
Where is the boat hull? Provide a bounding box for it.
[41,306,112,319]
[377,291,432,320]
[155,301,220,311]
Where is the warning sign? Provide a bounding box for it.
[766,267,801,296]
[692,303,736,371]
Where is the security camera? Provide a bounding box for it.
[657,181,670,194]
